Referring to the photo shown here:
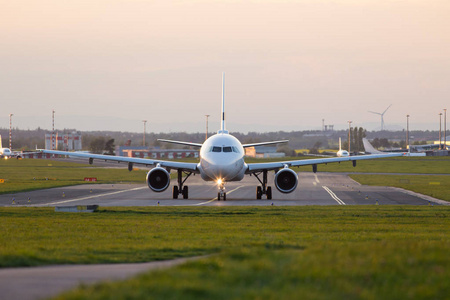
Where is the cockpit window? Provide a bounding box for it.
[208,146,240,153]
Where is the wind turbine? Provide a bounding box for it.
[368,104,392,131]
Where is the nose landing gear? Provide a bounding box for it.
[217,180,226,201]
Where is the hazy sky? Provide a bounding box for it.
[1,0,449,133]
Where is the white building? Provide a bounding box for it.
[45,132,82,151]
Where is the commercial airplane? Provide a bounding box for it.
[336,138,349,157]
[0,135,13,159]
[40,74,405,200]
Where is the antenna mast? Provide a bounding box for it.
[219,72,228,134]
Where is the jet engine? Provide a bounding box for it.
[274,168,298,193]
[146,167,170,192]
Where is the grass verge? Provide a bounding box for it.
[0,159,148,194]
[0,206,448,299]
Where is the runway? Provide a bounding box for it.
[0,172,441,207]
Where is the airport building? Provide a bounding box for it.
[117,146,199,159]
[245,146,285,158]
[44,132,82,151]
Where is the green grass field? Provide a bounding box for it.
[303,156,450,174]
[350,174,450,201]
[0,159,148,194]
[0,206,448,299]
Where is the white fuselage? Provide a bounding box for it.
[336,138,349,157]
[336,149,349,157]
[197,133,247,182]
[0,148,12,158]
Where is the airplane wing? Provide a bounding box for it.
[242,140,289,148]
[246,152,405,173]
[157,139,203,148]
[39,150,199,172]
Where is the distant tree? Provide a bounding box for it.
[353,127,358,152]
[307,141,322,155]
[105,139,115,155]
[371,138,380,149]
[379,138,390,148]
[277,145,296,157]
[89,137,106,154]
[358,127,366,152]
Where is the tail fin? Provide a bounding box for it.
[339,137,342,151]
[218,72,228,134]
[362,138,382,154]
[0,135,2,148]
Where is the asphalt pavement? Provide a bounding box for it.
[0,172,445,207]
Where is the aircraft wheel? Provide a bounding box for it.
[223,193,226,201]
[217,192,221,201]
[173,186,179,199]
[256,186,262,199]
[266,186,272,200]
[182,186,189,199]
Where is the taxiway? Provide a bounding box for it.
[0,172,441,206]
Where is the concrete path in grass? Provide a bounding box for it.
[0,257,202,300]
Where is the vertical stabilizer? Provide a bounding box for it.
[339,137,342,151]
[218,72,228,134]
[0,135,2,148]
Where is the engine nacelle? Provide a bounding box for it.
[146,167,170,192]
[274,168,298,193]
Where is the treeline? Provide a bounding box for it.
[0,127,444,152]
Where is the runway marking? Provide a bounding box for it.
[322,186,346,205]
[194,186,244,206]
[35,187,148,206]
[314,174,320,183]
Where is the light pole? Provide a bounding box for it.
[348,121,352,153]
[406,115,410,151]
[9,113,13,150]
[439,113,442,150]
[444,109,447,150]
[142,120,147,146]
[205,115,210,141]
[52,110,55,150]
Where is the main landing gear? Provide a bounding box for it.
[253,170,272,200]
[217,180,226,201]
[172,169,192,199]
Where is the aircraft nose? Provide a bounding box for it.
[208,159,243,180]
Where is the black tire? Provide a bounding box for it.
[182,186,189,199]
[173,186,179,199]
[256,186,262,199]
[217,192,221,201]
[266,186,272,200]
[223,193,226,201]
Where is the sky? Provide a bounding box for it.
[1,0,449,133]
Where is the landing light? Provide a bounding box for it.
[217,179,223,185]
